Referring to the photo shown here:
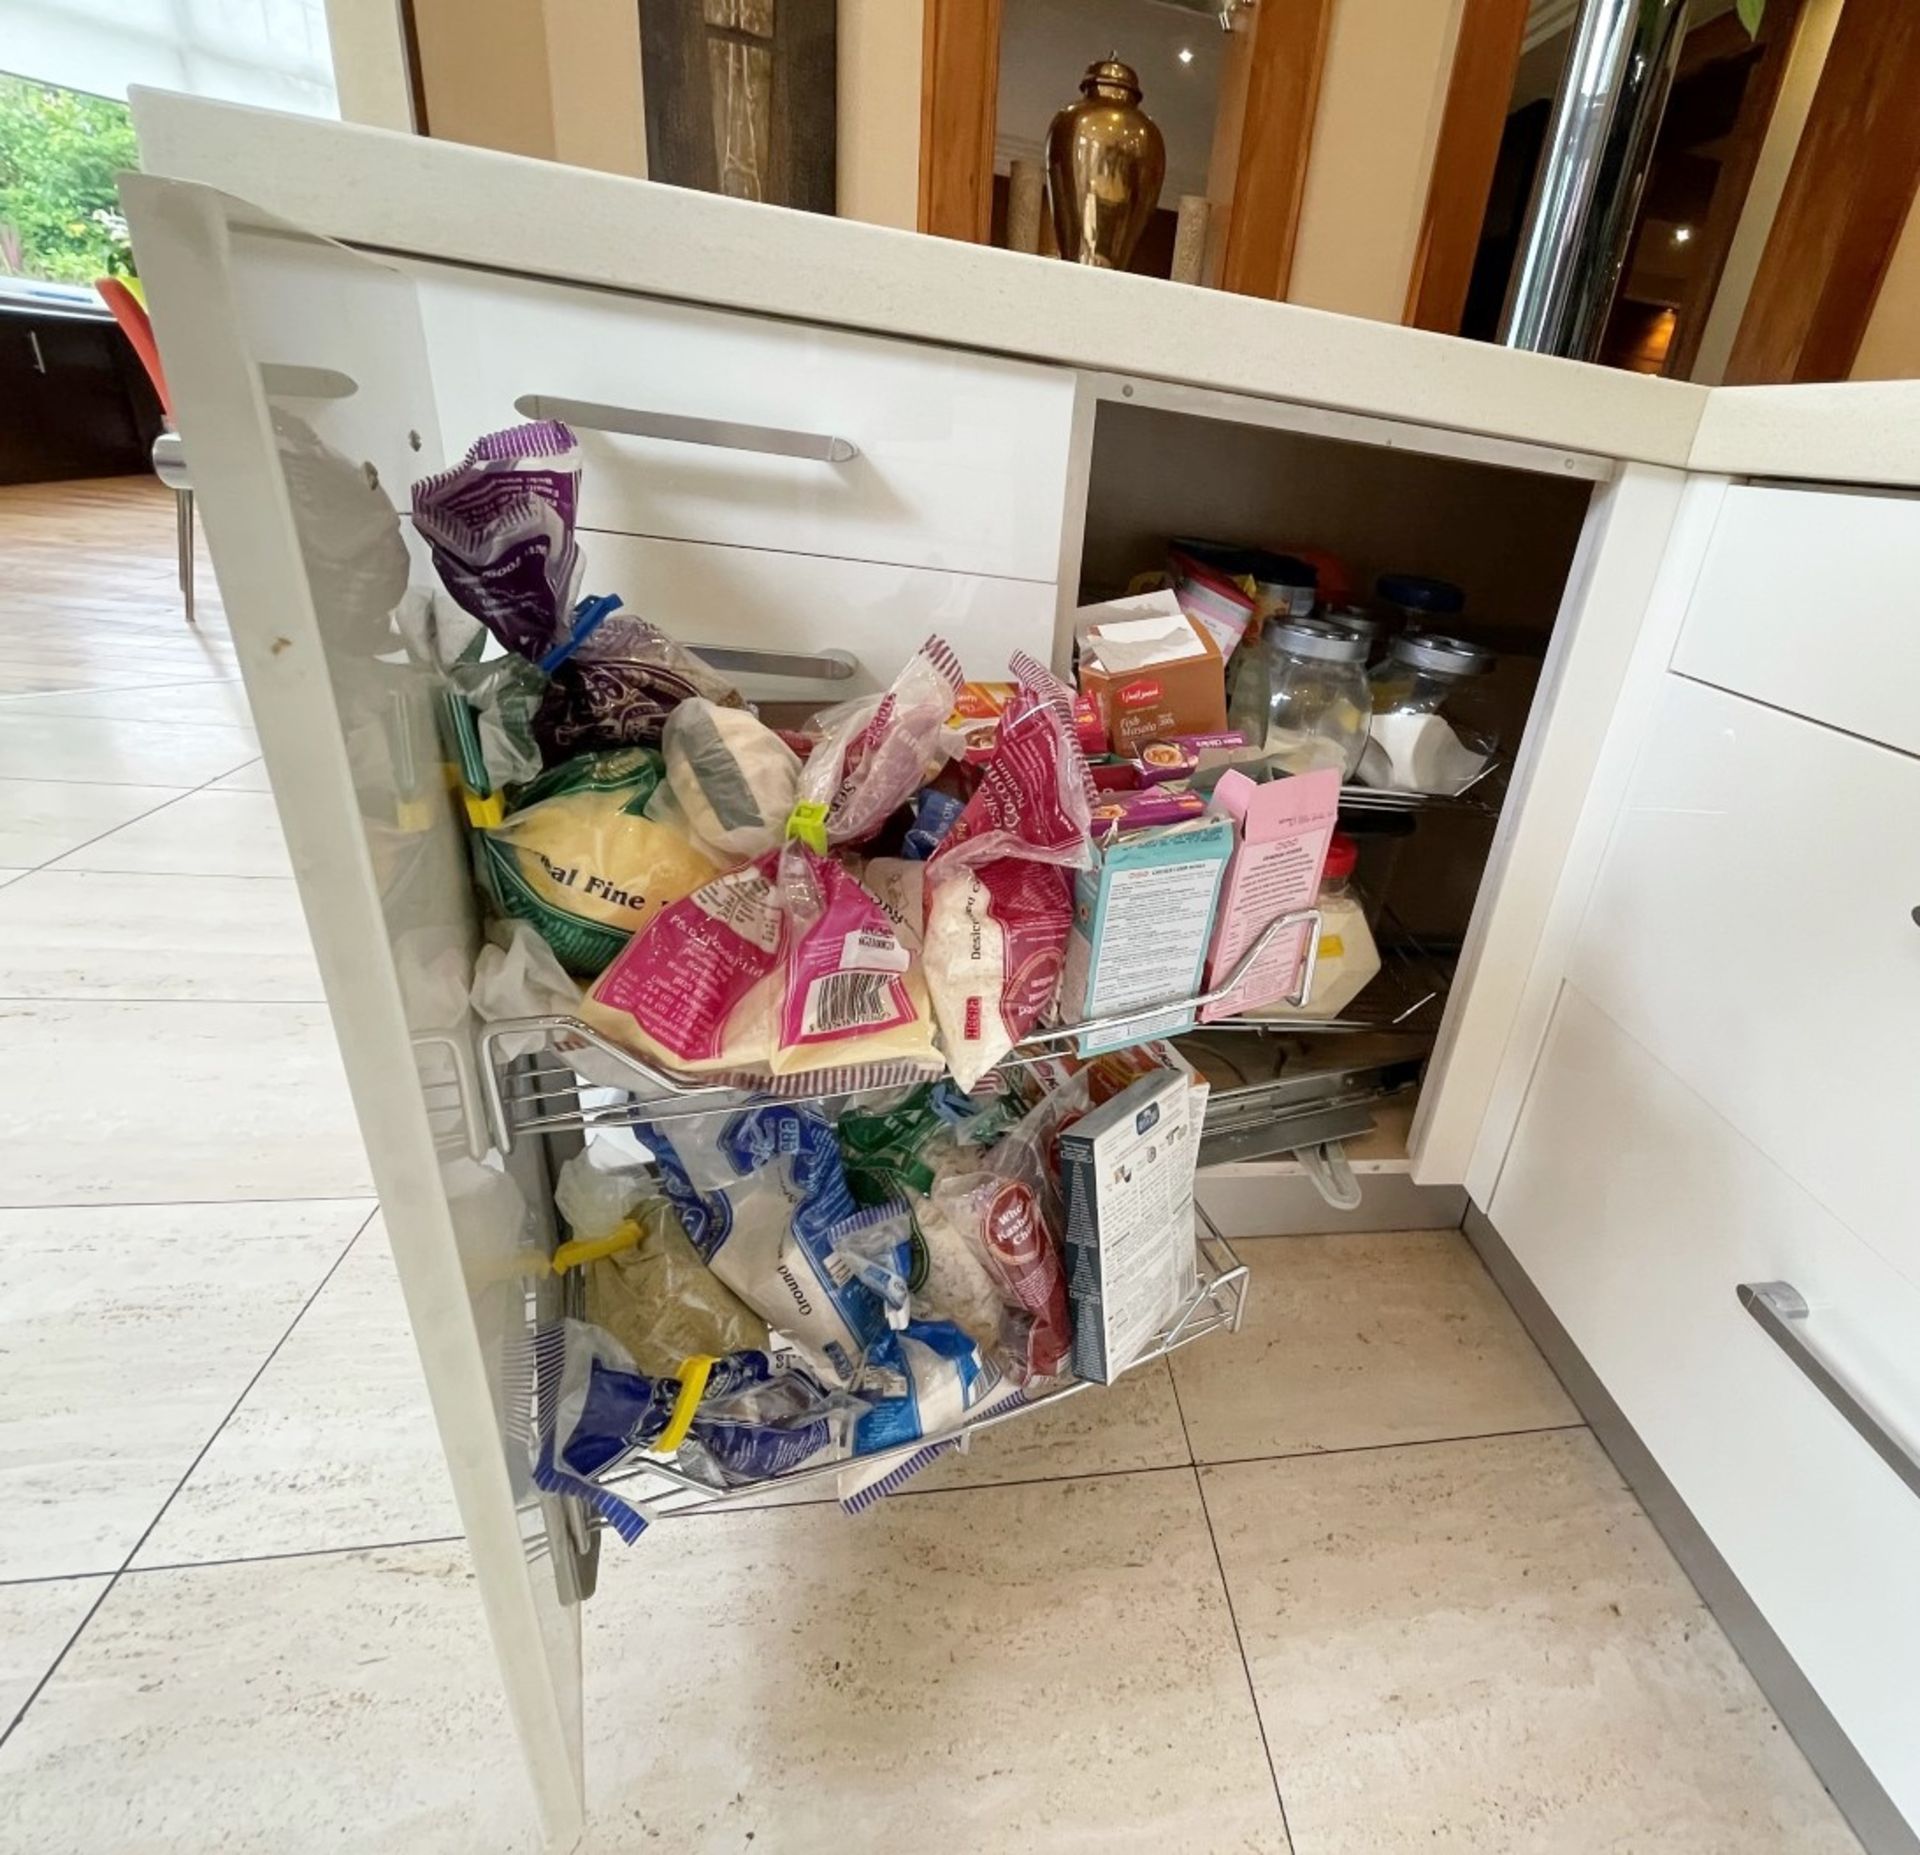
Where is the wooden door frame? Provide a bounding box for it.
[1404,0,1531,334]
[918,0,1002,243]
[1210,0,1334,299]
[1726,0,1920,383]
[916,0,1331,301]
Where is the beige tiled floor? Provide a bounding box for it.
[0,481,1868,1853]
[1169,1227,1580,1462]
[1205,1430,1861,1855]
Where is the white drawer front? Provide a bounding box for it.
[413,263,1077,584]
[1673,483,1920,756]
[1492,988,1920,1825]
[1570,675,1920,1292]
[576,533,1057,703]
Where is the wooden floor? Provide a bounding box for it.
[0,477,234,698]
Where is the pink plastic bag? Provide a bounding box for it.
[922,859,1073,1090]
[929,653,1097,876]
[923,654,1094,1087]
[775,846,916,1058]
[585,850,941,1087]
[585,851,785,1071]
[792,637,965,850]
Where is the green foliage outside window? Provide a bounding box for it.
[0,74,139,284]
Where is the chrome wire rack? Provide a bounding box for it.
[477,906,1331,1151]
[1335,758,1506,817]
[584,1207,1248,1523]
[1204,930,1451,1037]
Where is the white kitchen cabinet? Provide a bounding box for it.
[411,261,1080,585]
[1491,989,1920,1829]
[122,93,1920,1853]
[1567,675,1920,1291]
[1671,483,1920,756]
[573,533,1057,704]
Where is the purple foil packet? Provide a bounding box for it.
[533,610,747,757]
[1088,784,1209,831]
[411,421,582,660]
[1133,730,1249,785]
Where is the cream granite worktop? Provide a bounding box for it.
[130,90,1920,490]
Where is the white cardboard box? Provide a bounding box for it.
[1059,1069,1201,1383]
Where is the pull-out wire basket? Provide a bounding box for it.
[578,1206,1248,1524]
[1335,757,1506,816]
[478,906,1332,1151]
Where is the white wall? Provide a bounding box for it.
[1289,0,1466,322]
[839,0,921,228]
[0,0,338,115]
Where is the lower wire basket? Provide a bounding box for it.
[576,1206,1249,1524]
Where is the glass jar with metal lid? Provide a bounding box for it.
[1248,616,1373,778]
[1360,632,1498,793]
[1320,601,1397,665]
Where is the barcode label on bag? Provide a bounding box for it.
[804,970,902,1035]
[840,928,910,973]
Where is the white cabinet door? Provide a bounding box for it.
[1571,675,1920,1293]
[1492,989,1920,1830]
[1410,462,1686,1186]
[411,261,1079,585]
[1670,483,1920,757]
[123,177,588,1844]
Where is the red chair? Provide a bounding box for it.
[97,276,196,623]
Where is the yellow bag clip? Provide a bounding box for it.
[786,799,829,853]
[463,788,506,829]
[549,1218,644,1275]
[653,1354,718,1456]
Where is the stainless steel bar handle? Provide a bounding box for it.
[1738,1281,1920,1501]
[514,394,859,463]
[690,644,858,682]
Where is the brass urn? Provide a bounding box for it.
[1045,55,1166,269]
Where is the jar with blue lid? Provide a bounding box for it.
[1375,574,1465,634]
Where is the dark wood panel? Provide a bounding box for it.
[639,0,835,214]
[1217,0,1335,301]
[918,0,1001,241]
[1404,0,1531,334]
[1726,0,1920,384]
[1662,0,1801,380]
[0,315,160,487]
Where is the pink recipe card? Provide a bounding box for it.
[1198,767,1341,1020]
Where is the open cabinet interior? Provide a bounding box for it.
[1070,395,1599,1221]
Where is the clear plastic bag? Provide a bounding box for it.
[552,1149,769,1378]
[790,637,966,851]
[535,611,747,759]
[525,1320,851,1542]
[644,1106,892,1385]
[661,698,801,863]
[929,1069,1090,1380]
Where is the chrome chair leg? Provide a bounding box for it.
[176,486,195,625]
